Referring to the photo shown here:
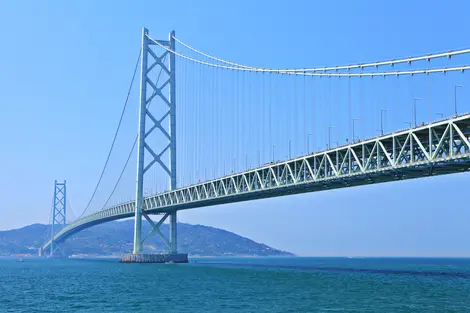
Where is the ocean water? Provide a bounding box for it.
[0,257,469,312]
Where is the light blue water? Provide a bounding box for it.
[0,257,469,312]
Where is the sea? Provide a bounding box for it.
[0,257,469,312]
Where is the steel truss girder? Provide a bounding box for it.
[43,113,470,251]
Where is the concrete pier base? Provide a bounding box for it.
[121,253,188,263]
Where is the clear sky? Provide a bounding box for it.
[1,0,470,256]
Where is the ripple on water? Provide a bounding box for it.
[0,257,469,312]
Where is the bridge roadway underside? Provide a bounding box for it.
[144,161,469,212]
[42,114,470,252]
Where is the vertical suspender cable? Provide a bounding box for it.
[348,72,351,142]
[312,75,316,152]
[303,75,307,154]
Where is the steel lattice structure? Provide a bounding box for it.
[132,28,178,255]
[42,113,470,251]
[48,180,66,256]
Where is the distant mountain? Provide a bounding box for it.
[0,220,293,257]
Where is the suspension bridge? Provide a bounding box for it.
[41,28,470,261]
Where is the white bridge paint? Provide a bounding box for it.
[42,113,470,252]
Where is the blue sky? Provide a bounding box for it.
[1,0,470,256]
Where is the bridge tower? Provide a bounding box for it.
[132,28,179,258]
[49,180,66,256]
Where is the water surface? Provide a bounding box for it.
[0,257,469,312]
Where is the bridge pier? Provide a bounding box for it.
[122,211,185,263]
[121,253,187,263]
[170,211,177,254]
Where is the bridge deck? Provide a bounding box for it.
[42,113,470,251]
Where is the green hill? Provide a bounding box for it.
[0,220,293,257]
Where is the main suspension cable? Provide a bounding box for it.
[100,55,167,210]
[78,49,141,218]
[101,135,137,209]
[172,35,470,73]
[172,35,254,69]
[149,36,470,77]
